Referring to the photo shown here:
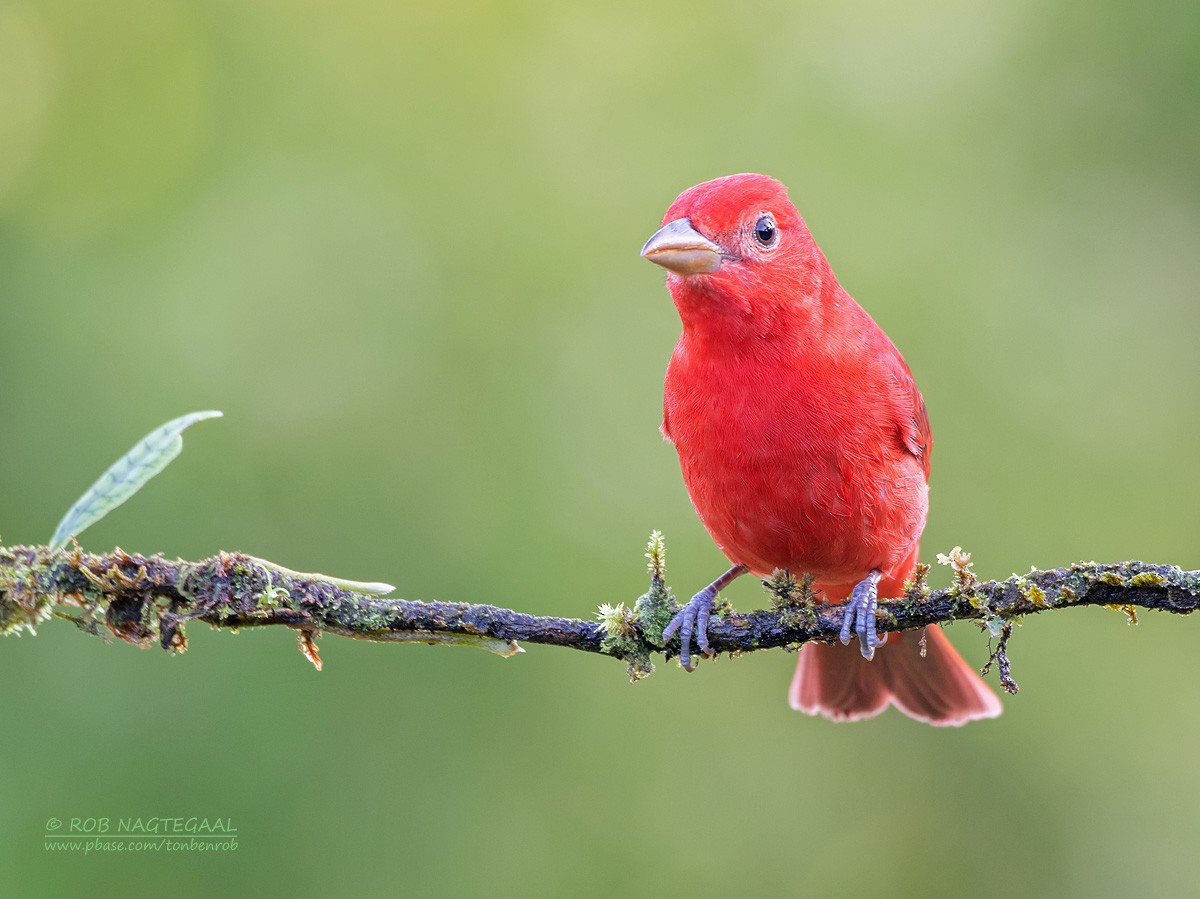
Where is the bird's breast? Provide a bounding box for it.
[664,341,927,583]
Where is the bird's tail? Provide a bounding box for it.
[788,625,1003,726]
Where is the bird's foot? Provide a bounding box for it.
[661,591,714,672]
[662,564,748,671]
[838,569,886,660]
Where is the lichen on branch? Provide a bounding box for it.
[2,539,1198,692]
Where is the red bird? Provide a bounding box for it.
[641,173,1001,725]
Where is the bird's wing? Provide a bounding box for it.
[887,353,931,481]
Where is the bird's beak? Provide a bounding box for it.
[640,217,723,275]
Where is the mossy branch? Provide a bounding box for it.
[2,540,1196,685]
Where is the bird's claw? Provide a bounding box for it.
[662,590,715,672]
[662,564,748,671]
[838,569,886,660]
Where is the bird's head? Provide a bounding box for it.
[641,173,832,335]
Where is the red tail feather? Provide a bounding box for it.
[789,626,1002,726]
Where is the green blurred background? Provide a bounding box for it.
[2,0,1198,895]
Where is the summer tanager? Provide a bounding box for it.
[641,173,1001,725]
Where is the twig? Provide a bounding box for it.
[981,621,1019,695]
[2,544,1197,684]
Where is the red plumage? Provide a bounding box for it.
[644,173,1000,725]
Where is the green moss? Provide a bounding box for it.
[634,575,673,647]
[765,569,818,629]
[1129,572,1167,588]
[597,601,655,683]
[902,563,932,606]
[644,530,667,582]
[602,538,681,683]
[596,602,635,639]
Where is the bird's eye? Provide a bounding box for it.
[753,214,777,248]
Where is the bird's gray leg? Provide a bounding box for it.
[838,569,886,660]
[662,564,748,671]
